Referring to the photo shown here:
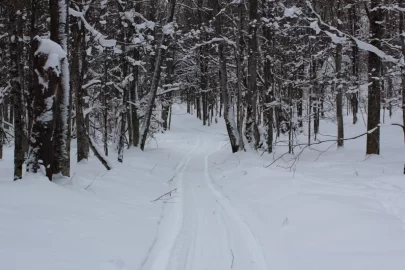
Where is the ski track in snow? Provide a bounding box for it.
[145,134,268,270]
[204,140,268,270]
[143,137,202,270]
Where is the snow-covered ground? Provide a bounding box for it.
[1,105,405,270]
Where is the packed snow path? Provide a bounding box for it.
[2,105,405,270]
[143,134,268,270]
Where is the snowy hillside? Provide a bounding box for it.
[1,105,405,270]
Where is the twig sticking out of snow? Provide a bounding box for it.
[150,164,157,173]
[167,175,176,184]
[151,188,177,202]
[85,171,109,191]
[231,249,234,269]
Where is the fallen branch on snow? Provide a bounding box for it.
[265,126,379,169]
[151,188,177,202]
[87,134,112,171]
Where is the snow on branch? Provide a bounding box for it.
[0,85,11,105]
[69,7,117,48]
[124,9,149,23]
[126,56,147,72]
[284,6,302,18]
[68,7,83,17]
[372,5,405,12]
[34,36,67,76]
[305,0,402,66]
[82,80,102,90]
[157,86,181,96]
[163,22,175,36]
[191,37,236,50]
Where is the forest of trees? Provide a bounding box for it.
[0,0,404,180]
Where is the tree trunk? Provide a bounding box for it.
[168,105,172,130]
[336,1,344,148]
[163,50,175,131]
[350,3,359,125]
[131,49,140,147]
[27,0,39,144]
[27,37,63,180]
[399,0,405,134]
[214,0,239,153]
[87,133,111,171]
[366,0,382,155]
[51,0,71,176]
[236,1,245,151]
[117,2,129,162]
[140,0,177,151]
[117,42,128,162]
[10,5,26,180]
[245,0,260,149]
[0,104,3,160]
[336,51,344,147]
[262,0,274,153]
[313,61,320,138]
[103,56,109,156]
[73,21,89,163]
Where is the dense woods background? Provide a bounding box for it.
[0,0,404,180]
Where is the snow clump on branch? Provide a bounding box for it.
[34,36,67,76]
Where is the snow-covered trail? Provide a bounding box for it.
[2,105,405,270]
[143,132,268,270]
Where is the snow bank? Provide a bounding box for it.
[209,110,405,270]
[0,115,199,270]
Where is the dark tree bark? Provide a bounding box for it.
[162,50,175,131]
[336,1,344,148]
[10,4,26,180]
[313,60,320,138]
[235,1,245,151]
[349,2,359,125]
[117,33,128,162]
[27,37,62,180]
[245,0,260,149]
[71,13,89,163]
[103,54,110,156]
[130,49,140,147]
[27,0,39,143]
[117,0,130,162]
[214,0,239,153]
[366,0,382,155]
[0,104,3,160]
[263,0,274,153]
[140,0,177,151]
[87,132,111,171]
[399,0,405,133]
[130,2,141,147]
